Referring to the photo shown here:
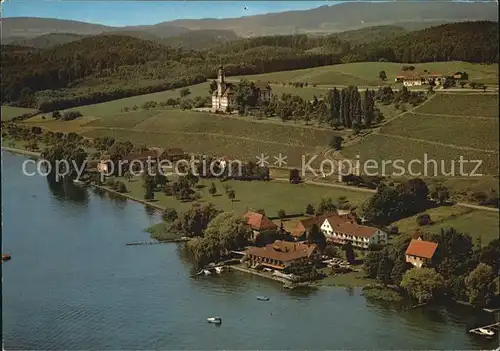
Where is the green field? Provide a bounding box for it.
[381,112,499,151]
[391,205,498,244]
[108,176,370,216]
[341,133,499,175]
[229,61,499,86]
[414,94,499,117]
[1,106,38,121]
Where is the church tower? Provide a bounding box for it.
[217,65,225,96]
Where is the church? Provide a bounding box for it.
[211,65,272,113]
[211,65,236,112]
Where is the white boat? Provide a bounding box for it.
[478,328,494,336]
[203,269,212,275]
[207,316,222,324]
[72,179,89,187]
[214,266,224,274]
[257,296,269,301]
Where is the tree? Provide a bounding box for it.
[256,209,266,216]
[379,70,387,81]
[227,189,236,202]
[52,111,61,119]
[115,181,127,193]
[342,242,355,264]
[209,80,218,94]
[209,182,217,196]
[162,208,178,222]
[289,168,301,184]
[170,203,220,238]
[180,88,191,97]
[430,185,450,204]
[401,267,444,304]
[330,135,344,151]
[459,81,466,88]
[277,209,286,219]
[377,249,394,286]
[144,189,154,201]
[306,224,326,251]
[391,258,413,286]
[482,85,487,92]
[364,251,383,278]
[317,197,337,215]
[305,204,315,215]
[124,170,132,182]
[464,263,495,305]
[416,213,432,226]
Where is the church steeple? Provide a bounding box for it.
[217,65,225,96]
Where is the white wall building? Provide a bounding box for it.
[320,217,387,249]
[212,65,236,112]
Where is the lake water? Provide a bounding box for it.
[2,152,497,350]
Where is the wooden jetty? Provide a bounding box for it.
[469,322,499,337]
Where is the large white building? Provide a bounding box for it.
[320,215,387,249]
[212,65,236,112]
[211,65,272,112]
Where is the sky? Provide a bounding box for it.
[2,1,341,27]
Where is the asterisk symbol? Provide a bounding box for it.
[256,153,269,167]
[273,153,287,167]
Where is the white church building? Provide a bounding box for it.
[211,65,272,113]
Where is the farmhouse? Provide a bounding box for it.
[212,65,236,112]
[254,81,272,102]
[320,215,387,249]
[395,71,447,87]
[245,240,320,272]
[290,211,353,241]
[405,239,438,268]
[244,211,278,241]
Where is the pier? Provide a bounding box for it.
[469,322,499,337]
[126,238,189,246]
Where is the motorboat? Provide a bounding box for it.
[2,254,11,261]
[257,296,269,301]
[214,266,224,274]
[207,317,222,324]
[478,328,494,336]
[203,269,212,275]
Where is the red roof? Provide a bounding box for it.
[246,240,318,263]
[244,211,277,231]
[405,239,438,259]
[334,222,379,238]
[291,211,339,238]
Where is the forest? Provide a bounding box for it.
[1,21,497,111]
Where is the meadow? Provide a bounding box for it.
[414,93,499,117]
[390,205,498,244]
[108,176,371,216]
[228,61,499,86]
[341,133,499,175]
[1,106,38,120]
[380,112,499,151]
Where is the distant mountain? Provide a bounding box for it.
[161,29,238,49]
[3,1,497,42]
[7,33,88,48]
[1,17,113,39]
[166,2,498,36]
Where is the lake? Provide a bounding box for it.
[2,152,497,350]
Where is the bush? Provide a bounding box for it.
[61,110,82,121]
[277,209,286,219]
[416,213,432,226]
[52,110,61,119]
[106,178,116,187]
[115,181,127,193]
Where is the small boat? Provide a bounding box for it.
[2,254,11,261]
[203,269,212,276]
[214,266,224,274]
[478,328,494,336]
[257,296,269,301]
[207,316,222,324]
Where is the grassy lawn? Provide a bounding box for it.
[380,112,499,151]
[23,116,99,133]
[1,106,38,120]
[341,134,499,175]
[315,269,375,287]
[390,205,498,244]
[86,109,162,128]
[108,176,371,216]
[229,62,499,86]
[414,93,499,117]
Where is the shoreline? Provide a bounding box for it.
[2,145,497,214]
[2,146,41,158]
[92,184,167,212]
